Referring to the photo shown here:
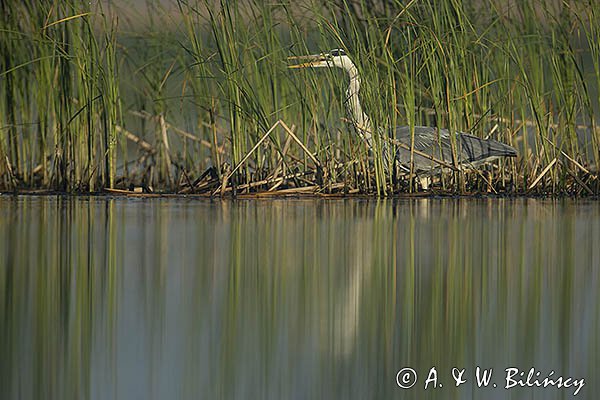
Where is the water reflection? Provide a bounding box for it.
[0,196,598,399]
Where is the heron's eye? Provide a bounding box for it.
[329,49,345,57]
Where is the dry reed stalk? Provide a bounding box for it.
[117,125,155,153]
[130,110,225,153]
[220,171,313,193]
[159,114,173,187]
[215,120,320,196]
[528,158,557,190]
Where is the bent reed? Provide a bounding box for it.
[1,0,599,196]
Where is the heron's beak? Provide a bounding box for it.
[287,54,329,69]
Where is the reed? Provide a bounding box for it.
[1,0,599,196]
[0,2,120,191]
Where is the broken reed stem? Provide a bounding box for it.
[278,120,321,168]
[116,125,155,153]
[129,110,225,153]
[217,119,321,196]
[528,157,557,190]
[220,170,313,193]
[159,114,173,187]
[222,121,281,182]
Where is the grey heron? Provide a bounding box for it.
[288,49,517,180]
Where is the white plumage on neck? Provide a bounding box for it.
[338,57,373,147]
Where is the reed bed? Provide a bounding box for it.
[1,0,599,196]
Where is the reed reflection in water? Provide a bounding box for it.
[0,196,598,399]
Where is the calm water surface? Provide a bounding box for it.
[1,196,599,399]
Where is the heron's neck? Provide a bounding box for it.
[344,65,372,146]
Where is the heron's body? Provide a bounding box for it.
[289,49,517,174]
[393,126,517,172]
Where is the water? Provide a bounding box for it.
[1,196,598,399]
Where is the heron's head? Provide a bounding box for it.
[288,49,354,71]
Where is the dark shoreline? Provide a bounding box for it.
[2,190,598,200]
